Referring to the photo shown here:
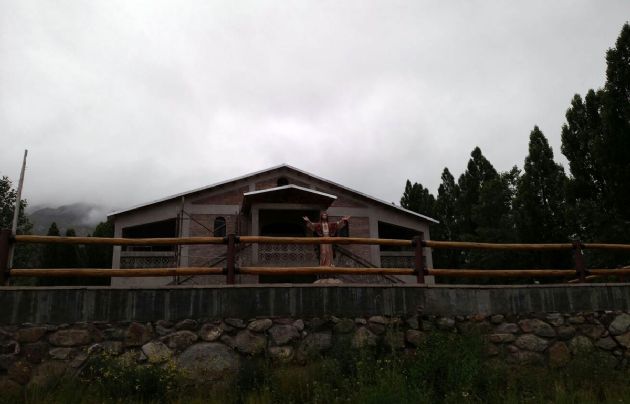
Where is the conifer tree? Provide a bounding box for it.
[516,128,569,269]
[516,127,568,243]
[561,23,630,248]
[456,147,500,240]
[42,222,61,269]
[434,168,459,241]
[58,228,80,268]
[433,168,461,268]
[86,221,114,269]
[400,180,436,217]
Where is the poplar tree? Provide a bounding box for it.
[42,222,61,269]
[561,23,630,246]
[400,180,436,218]
[433,168,461,268]
[86,221,114,269]
[456,147,500,240]
[516,127,569,269]
[58,228,80,268]
[516,127,568,243]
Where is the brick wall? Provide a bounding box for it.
[191,186,249,205]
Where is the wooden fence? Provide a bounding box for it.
[1,228,630,285]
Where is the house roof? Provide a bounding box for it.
[241,185,337,212]
[107,164,438,224]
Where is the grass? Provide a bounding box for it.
[4,332,630,404]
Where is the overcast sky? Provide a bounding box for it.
[1,1,628,215]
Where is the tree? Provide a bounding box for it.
[86,221,114,269]
[601,23,630,216]
[434,168,459,241]
[456,147,500,239]
[58,228,80,268]
[516,127,568,243]
[0,176,30,232]
[561,23,630,254]
[400,180,436,217]
[515,127,569,269]
[456,148,524,271]
[0,176,37,270]
[41,222,61,267]
[432,168,461,268]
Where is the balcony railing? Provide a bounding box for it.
[120,251,176,269]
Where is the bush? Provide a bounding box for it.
[80,353,180,402]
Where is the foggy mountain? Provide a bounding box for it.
[27,203,111,236]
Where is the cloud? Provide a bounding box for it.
[0,0,628,211]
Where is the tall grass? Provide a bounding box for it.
[4,332,630,404]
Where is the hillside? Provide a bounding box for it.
[27,203,110,235]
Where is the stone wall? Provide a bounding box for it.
[3,284,630,391]
[2,311,630,389]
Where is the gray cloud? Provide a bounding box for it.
[1,1,628,213]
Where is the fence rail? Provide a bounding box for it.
[2,229,629,285]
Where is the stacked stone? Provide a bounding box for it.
[2,311,630,389]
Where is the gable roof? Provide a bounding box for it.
[242,184,337,212]
[108,164,438,223]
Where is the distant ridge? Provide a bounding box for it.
[27,203,110,236]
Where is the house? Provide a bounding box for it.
[107,164,437,286]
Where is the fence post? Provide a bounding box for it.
[413,233,425,284]
[572,240,586,282]
[226,234,237,285]
[0,229,11,285]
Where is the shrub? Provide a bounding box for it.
[80,353,180,402]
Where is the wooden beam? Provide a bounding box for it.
[14,235,225,246]
[239,236,412,246]
[424,241,573,251]
[588,268,630,276]
[238,267,415,276]
[10,267,224,277]
[582,243,630,251]
[428,269,576,277]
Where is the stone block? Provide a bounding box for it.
[235,331,267,355]
[15,327,47,343]
[269,325,299,346]
[48,330,91,347]
[515,334,548,352]
[177,343,240,382]
[248,319,273,333]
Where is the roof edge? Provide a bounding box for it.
[107,164,439,224]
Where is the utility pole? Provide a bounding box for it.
[8,150,28,269]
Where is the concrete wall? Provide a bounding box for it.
[2,284,630,325]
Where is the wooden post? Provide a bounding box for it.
[226,234,237,284]
[413,233,425,284]
[573,240,586,282]
[0,229,11,285]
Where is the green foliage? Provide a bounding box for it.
[80,353,181,402]
[400,180,435,217]
[0,175,38,271]
[560,23,630,267]
[514,127,571,270]
[86,220,114,268]
[405,332,486,402]
[403,24,630,275]
[0,175,30,233]
[10,331,630,404]
[515,127,568,243]
[39,223,109,286]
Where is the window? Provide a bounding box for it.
[277,177,289,186]
[214,217,227,237]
